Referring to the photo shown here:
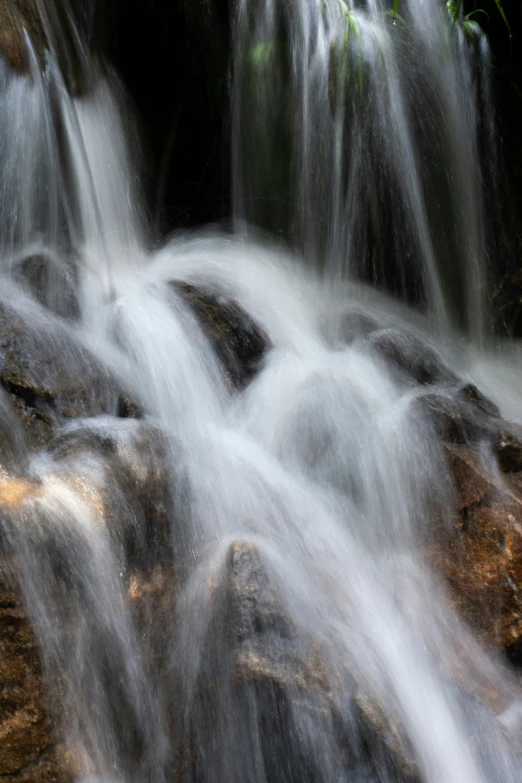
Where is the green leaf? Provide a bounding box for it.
[452,0,463,26]
[382,9,409,29]
[393,0,399,22]
[493,0,511,34]
[348,10,360,38]
[465,9,489,22]
[462,19,482,38]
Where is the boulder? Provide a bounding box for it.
[366,328,458,387]
[45,417,177,566]
[414,384,500,447]
[337,309,380,344]
[429,443,522,653]
[12,255,80,322]
[221,540,420,782]
[172,283,270,391]
[0,416,177,567]
[0,297,128,451]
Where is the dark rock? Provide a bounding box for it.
[0,386,28,472]
[117,394,143,419]
[415,392,490,446]
[12,255,80,322]
[0,297,127,450]
[458,383,500,418]
[226,540,292,651]
[172,283,270,390]
[414,383,522,478]
[496,424,522,473]
[414,388,500,447]
[353,691,418,781]
[223,541,420,782]
[367,328,458,387]
[338,310,380,344]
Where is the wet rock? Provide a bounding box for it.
[45,417,178,566]
[458,383,500,418]
[117,394,143,419]
[353,691,418,781]
[0,1,89,94]
[227,541,329,698]
[496,424,522,473]
[223,541,420,781]
[414,385,501,447]
[429,444,522,651]
[412,382,522,481]
[226,541,292,649]
[0,415,178,568]
[0,0,43,72]
[0,387,28,472]
[0,559,69,781]
[338,309,380,344]
[172,283,270,390]
[367,328,458,387]
[0,298,125,451]
[12,255,80,322]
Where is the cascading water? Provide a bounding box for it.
[0,2,522,783]
[233,0,497,336]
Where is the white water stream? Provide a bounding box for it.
[0,2,522,782]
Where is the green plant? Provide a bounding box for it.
[391,1,510,35]
[447,0,510,33]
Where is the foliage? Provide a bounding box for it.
[391,0,511,35]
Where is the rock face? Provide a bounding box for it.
[12,256,80,323]
[0,0,43,72]
[0,560,67,781]
[2,312,522,779]
[0,297,123,450]
[430,443,522,656]
[173,283,270,390]
[367,328,459,387]
[222,541,419,782]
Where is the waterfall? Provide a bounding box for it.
[0,3,521,783]
[233,0,497,336]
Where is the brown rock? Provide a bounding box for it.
[0,1,43,72]
[0,559,69,781]
[429,444,522,651]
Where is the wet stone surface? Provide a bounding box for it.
[429,443,522,652]
[0,560,68,781]
[172,282,270,391]
[0,298,124,450]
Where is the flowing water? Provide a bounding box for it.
[1,1,522,782]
